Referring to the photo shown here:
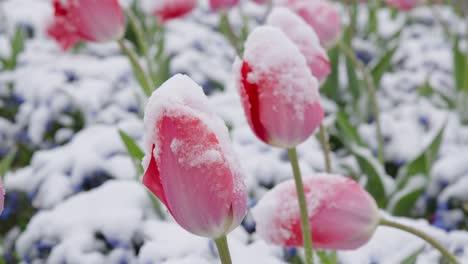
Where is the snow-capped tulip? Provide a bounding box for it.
[147,0,198,22]
[234,26,324,148]
[385,0,420,11]
[142,74,247,238]
[267,7,330,83]
[209,0,240,11]
[252,174,380,250]
[284,0,342,48]
[47,0,125,50]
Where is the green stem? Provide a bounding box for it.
[318,124,332,173]
[117,38,153,96]
[220,12,242,57]
[287,147,314,264]
[337,40,385,164]
[214,236,233,264]
[380,218,460,264]
[126,10,156,86]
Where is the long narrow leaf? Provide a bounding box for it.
[350,144,390,208]
[388,175,426,216]
[371,46,397,87]
[321,46,340,101]
[396,124,445,189]
[0,149,16,178]
[118,130,144,174]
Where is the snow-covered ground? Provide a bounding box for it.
[1,0,468,263]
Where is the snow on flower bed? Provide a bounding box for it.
[1,0,468,263]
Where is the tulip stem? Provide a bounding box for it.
[117,38,153,96]
[318,124,332,173]
[287,147,314,264]
[337,40,385,164]
[126,10,157,86]
[214,235,233,264]
[220,12,243,57]
[379,218,460,264]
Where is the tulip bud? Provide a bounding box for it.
[146,0,198,22]
[209,0,240,11]
[267,7,330,83]
[283,0,342,48]
[234,26,324,148]
[47,0,125,50]
[385,0,420,11]
[142,74,247,238]
[252,174,380,250]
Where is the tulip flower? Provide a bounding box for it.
[234,26,324,148]
[142,74,247,239]
[385,0,420,11]
[209,0,240,11]
[252,174,380,250]
[267,7,330,83]
[149,0,198,22]
[47,0,125,50]
[283,0,342,48]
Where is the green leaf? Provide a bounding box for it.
[118,130,144,174]
[344,38,361,101]
[154,55,171,88]
[418,81,455,109]
[350,144,389,208]
[7,26,26,69]
[335,110,365,147]
[316,251,336,264]
[371,46,397,88]
[400,247,424,264]
[368,4,378,35]
[453,36,468,93]
[396,124,445,189]
[321,46,340,101]
[388,175,426,216]
[0,149,16,178]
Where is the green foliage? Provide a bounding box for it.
[400,247,424,264]
[371,46,397,88]
[453,35,468,93]
[0,149,16,178]
[0,26,26,70]
[118,130,144,175]
[321,46,341,102]
[335,110,389,207]
[396,125,445,189]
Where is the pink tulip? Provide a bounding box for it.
[142,74,247,238]
[151,0,198,22]
[47,0,125,50]
[385,0,420,11]
[252,174,380,250]
[283,0,342,48]
[267,7,330,83]
[209,0,240,11]
[234,26,324,148]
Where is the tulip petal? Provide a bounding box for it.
[142,146,169,208]
[47,18,81,51]
[157,113,235,237]
[68,0,125,42]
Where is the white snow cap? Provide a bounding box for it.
[142,74,242,178]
